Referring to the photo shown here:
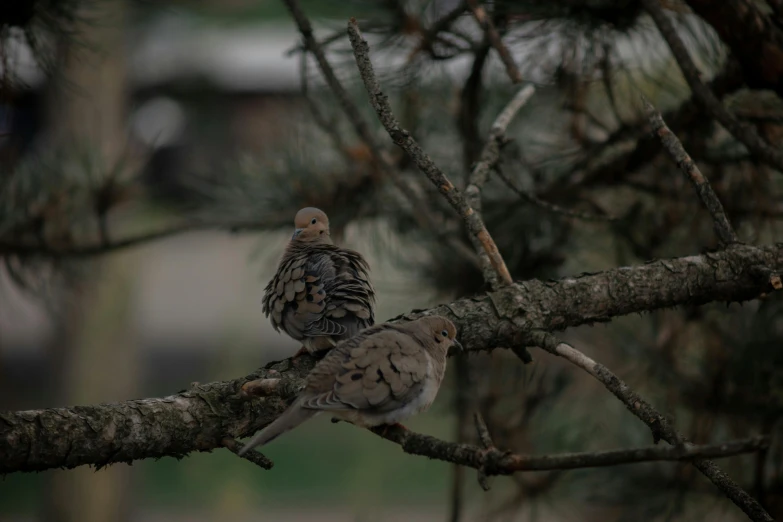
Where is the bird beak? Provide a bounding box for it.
[453,339,464,353]
[292,228,303,239]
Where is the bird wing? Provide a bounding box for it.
[300,327,429,414]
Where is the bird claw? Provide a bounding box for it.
[377,422,406,438]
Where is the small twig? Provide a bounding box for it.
[467,85,535,198]
[466,0,522,84]
[473,411,494,491]
[283,0,384,164]
[408,1,469,63]
[298,52,353,165]
[369,423,767,475]
[222,437,274,470]
[465,85,535,287]
[473,411,494,449]
[642,96,738,245]
[495,166,615,222]
[0,217,279,259]
[347,19,513,286]
[283,0,481,271]
[640,0,783,173]
[527,331,773,522]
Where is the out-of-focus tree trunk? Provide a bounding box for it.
[42,2,137,522]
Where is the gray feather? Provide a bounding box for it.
[238,401,317,455]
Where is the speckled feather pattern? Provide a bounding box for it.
[262,241,376,353]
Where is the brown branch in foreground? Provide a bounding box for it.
[371,423,767,474]
[347,18,513,286]
[2,243,781,476]
[642,96,738,245]
[526,331,773,522]
[466,0,522,84]
[640,0,783,173]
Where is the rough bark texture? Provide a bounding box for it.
[1,243,781,474]
[0,357,314,473]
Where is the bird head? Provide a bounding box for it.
[291,207,332,244]
[406,315,463,356]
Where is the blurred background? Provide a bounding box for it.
[1,0,783,520]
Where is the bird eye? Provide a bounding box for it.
[441,329,448,337]
[310,218,317,225]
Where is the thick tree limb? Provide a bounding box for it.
[2,243,782,475]
[526,332,773,522]
[347,18,513,286]
[642,97,738,245]
[641,0,783,173]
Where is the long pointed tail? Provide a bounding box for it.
[238,403,316,455]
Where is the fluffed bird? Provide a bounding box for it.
[239,315,462,454]
[262,207,376,356]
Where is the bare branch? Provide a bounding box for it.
[370,424,766,474]
[466,0,522,84]
[0,220,270,259]
[642,96,738,245]
[222,437,274,470]
[527,331,773,522]
[347,18,513,286]
[473,411,495,490]
[494,166,615,222]
[640,0,783,172]
[283,0,480,270]
[467,85,535,197]
[282,0,384,164]
[464,85,535,287]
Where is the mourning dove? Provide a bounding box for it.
[239,315,461,454]
[262,207,376,355]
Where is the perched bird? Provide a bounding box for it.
[262,207,375,356]
[239,315,461,454]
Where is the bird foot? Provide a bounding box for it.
[292,346,309,359]
[376,422,407,438]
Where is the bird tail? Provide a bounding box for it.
[238,402,316,456]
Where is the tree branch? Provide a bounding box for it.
[0,221,271,259]
[465,85,535,288]
[494,165,615,222]
[2,243,782,474]
[222,436,274,470]
[640,0,783,172]
[466,0,522,84]
[642,96,738,245]
[526,331,773,522]
[372,424,768,474]
[283,0,481,270]
[347,18,513,286]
